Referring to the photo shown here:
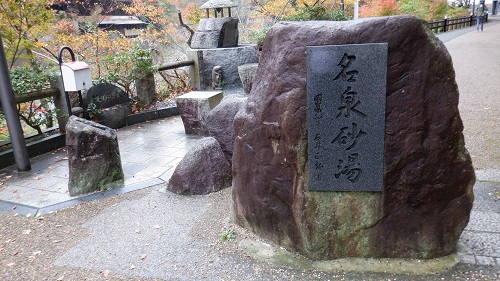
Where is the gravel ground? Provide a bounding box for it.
[1,187,499,280]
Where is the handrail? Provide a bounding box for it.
[157,60,194,71]
[14,88,60,104]
[0,88,59,110]
[428,14,489,33]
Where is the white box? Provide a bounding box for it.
[61,61,92,91]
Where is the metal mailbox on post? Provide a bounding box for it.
[60,61,92,91]
[58,46,91,116]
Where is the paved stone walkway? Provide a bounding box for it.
[0,117,201,216]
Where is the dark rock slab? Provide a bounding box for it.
[167,137,231,195]
[231,16,475,259]
[83,83,131,128]
[83,83,129,109]
[98,102,132,129]
[66,116,124,196]
[205,95,247,164]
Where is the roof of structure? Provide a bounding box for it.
[98,16,147,25]
[200,0,237,9]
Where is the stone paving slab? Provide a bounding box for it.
[0,116,201,216]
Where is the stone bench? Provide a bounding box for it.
[176,91,223,135]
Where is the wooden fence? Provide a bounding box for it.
[428,14,489,33]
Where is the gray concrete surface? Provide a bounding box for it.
[0,17,499,280]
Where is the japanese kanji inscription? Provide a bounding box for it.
[307,43,388,191]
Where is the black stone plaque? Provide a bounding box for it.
[307,43,388,192]
[84,83,130,109]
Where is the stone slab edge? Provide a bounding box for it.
[239,239,459,275]
[126,107,179,126]
[0,178,164,216]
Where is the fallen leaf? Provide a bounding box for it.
[55,157,68,162]
[101,270,110,277]
[140,254,147,260]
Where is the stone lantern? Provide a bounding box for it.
[201,0,236,18]
[187,0,259,90]
[191,0,239,49]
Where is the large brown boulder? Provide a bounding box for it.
[232,16,475,259]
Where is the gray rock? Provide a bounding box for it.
[188,44,259,90]
[167,137,232,195]
[176,91,223,135]
[136,72,156,106]
[191,18,239,49]
[205,95,247,164]
[66,116,124,196]
[238,63,258,94]
[232,16,475,259]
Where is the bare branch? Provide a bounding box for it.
[178,11,195,47]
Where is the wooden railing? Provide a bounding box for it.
[157,60,194,72]
[428,14,489,33]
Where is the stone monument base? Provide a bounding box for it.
[188,44,259,90]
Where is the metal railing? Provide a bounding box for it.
[428,14,489,33]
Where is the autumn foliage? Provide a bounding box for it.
[360,0,401,17]
[360,0,449,21]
